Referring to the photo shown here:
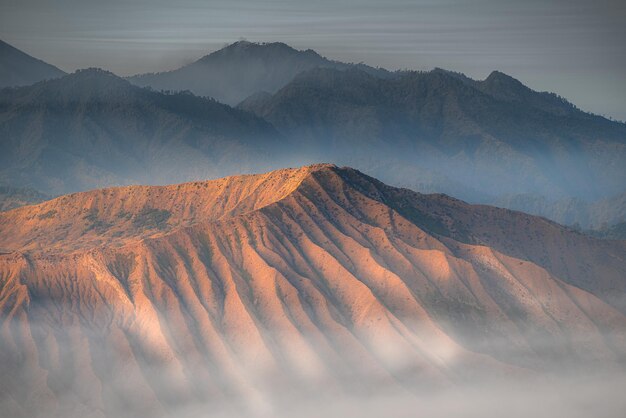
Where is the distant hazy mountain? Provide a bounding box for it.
[0,40,66,88]
[240,67,626,201]
[0,68,282,195]
[128,40,391,105]
[2,41,625,230]
[492,192,626,230]
[2,164,625,417]
[588,222,626,240]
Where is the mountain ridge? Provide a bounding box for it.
[128,40,392,105]
[0,68,283,195]
[2,40,626,239]
[0,40,66,88]
[2,163,624,312]
[0,164,332,254]
[1,164,626,417]
[240,66,626,200]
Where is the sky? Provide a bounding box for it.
[1,0,625,120]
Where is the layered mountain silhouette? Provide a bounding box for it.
[492,191,626,231]
[240,67,626,200]
[0,68,281,194]
[1,165,625,417]
[2,40,625,234]
[128,40,391,105]
[0,40,66,88]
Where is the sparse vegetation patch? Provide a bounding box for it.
[133,207,171,230]
[37,209,57,220]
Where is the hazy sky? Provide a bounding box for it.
[1,0,625,120]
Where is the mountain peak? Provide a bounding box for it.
[0,164,339,254]
[0,67,135,104]
[484,70,524,88]
[34,67,134,96]
[63,67,130,86]
[481,69,579,116]
[71,67,120,78]
[2,162,626,417]
[203,40,318,63]
[226,40,292,50]
[128,40,353,105]
[229,39,253,47]
[0,65,282,196]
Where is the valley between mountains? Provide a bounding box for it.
[1,164,625,417]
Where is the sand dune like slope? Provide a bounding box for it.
[1,164,625,417]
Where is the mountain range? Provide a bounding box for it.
[128,40,391,105]
[1,164,625,417]
[0,39,625,233]
[492,191,626,230]
[0,67,281,194]
[239,66,626,200]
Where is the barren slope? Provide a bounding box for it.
[1,164,625,418]
[0,165,322,253]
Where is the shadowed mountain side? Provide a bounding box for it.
[438,68,582,117]
[491,192,626,231]
[1,164,625,417]
[240,67,626,200]
[0,68,283,195]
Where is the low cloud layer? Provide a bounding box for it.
[1,313,625,418]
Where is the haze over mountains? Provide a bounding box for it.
[0,67,281,194]
[0,39,625,233]
[128,40,391,106]
[492,191,626,231]
[239,67,626,200]
[1,164,625,417]
[1,35,625,417]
